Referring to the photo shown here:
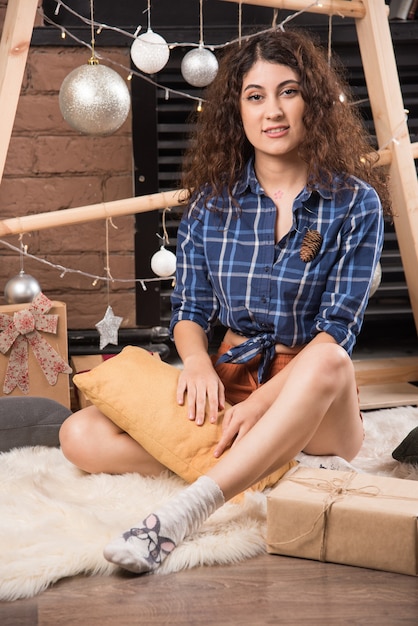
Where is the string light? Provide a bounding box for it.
[39,0,336,107]
[0,238,174,290]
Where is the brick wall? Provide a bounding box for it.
[0,1,136,329]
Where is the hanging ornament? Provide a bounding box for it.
[150,208,176,277]
[369,261,382,297]
[181,46,218,88]
[130,0,169,75]
[95,305,123,350]
[151,246,177,277]
[181,0,218,88]
[59,1,130,136]
[59,59,131,136]
[4,270,41,304]
[95,219,123,350]
[130,28,170,74]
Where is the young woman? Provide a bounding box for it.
[59,28,390,574]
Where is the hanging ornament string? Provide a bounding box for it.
[94,218,123,350]
[199,0,204,46]
[104,217,116,292]
[238,2,243,46]
[89,0,96,63]
[18,235,27,273]
[160,207,170,247]
[327,13,333,65]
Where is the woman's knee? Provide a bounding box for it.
[59,407,105,469]
[308,343,354,389]
[59,411,85,463]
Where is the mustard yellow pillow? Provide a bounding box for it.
[73,346,294,491]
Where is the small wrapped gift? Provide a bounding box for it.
[0,293,72,408]
[266,467,418,576]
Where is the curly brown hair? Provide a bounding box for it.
[181,28,391,216]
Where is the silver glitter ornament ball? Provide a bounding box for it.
[181,47,218,88]
[4,271,41,304]
[59,62,131,136]
[130,29,170,74]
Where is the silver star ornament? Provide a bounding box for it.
[95,305,123,350]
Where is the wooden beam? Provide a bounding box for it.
[0,0,39,184]
[0,136,414,237]
[355,0,418,334]
[0,189,186,236]
[222,0,366,18]
[377,142,418,167]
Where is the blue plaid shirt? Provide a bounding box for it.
[170,160,384,381]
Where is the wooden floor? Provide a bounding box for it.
[1,553,418,625]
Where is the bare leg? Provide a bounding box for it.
[207,342,363,501]
[59,406,167,476]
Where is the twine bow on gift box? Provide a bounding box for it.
[0,292,72,394]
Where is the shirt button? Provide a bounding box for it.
[261,296,267,303]
[264,266,270,272]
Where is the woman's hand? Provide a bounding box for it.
[177,353,225,426]
[214,396,265,458]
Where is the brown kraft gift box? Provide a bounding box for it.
[71,351,160,409]
[71,355,115,409]
[266,467,418,576]
[0,296,71,408]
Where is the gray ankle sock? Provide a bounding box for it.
[104,476,225,574]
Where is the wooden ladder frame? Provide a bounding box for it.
[0,0,417,408]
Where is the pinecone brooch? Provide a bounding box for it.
[300,229,323,263]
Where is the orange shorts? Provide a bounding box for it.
[211,341,295,405]
[212,341,363,429]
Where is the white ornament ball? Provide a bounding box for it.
[4,271,41,304]
[369,261,382,297]
[181,47,218,88]
[59,63,131,136]
[151,246,177,277]
[130,29,170,74]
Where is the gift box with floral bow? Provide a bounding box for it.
[266,466,418,576]
[0,293,72,408]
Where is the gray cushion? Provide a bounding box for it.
[0,397,72,453]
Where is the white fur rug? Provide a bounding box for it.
[1,405,417,602]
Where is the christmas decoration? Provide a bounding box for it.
[95,305,123,350]
[0,292,72,395]
[4,270,41,304]
[59,59,131,136]
[151,245,177,277]
[370,261,382,296]
[300,230,323,263]
[181,46,218,87]
[130,28,170,74]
